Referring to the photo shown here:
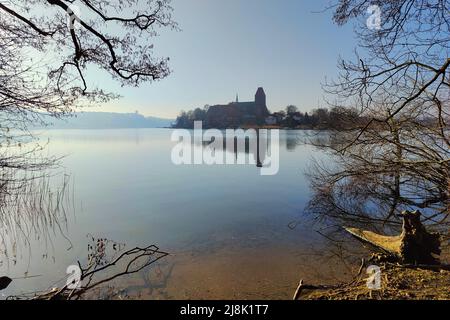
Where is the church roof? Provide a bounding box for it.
[232,101,257,113]
[204,88,269,127]
[207,101,268,118]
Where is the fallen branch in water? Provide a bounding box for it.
[7,238,169,300]
[292,280,303,300]
[293,258,366,300]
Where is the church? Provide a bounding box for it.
[205,87,270,128]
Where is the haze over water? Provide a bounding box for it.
[1,129,355,299]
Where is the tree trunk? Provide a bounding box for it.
[345,211,441,265]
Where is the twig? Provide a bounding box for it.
[293,280,304,300]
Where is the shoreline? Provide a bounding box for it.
[300,261,450,300]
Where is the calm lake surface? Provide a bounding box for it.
[1,129,357,299]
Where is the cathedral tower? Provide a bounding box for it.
[255,87,266,107]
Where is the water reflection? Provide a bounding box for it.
[1,129,343,299]
[0,174,72,256]
[0,170,75,299]
[199,129,304,169]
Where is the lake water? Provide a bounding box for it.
[1,129,358,299]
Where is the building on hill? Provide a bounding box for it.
[205,87,270,128]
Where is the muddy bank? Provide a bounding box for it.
[301,262,450,300]
[299,211,450,300]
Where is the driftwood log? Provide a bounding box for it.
[345,211,441,265]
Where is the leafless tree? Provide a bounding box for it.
[5,236,168,300]
[0,0,176,142]
[308,1,449,234]
[0,0,177,260]
[328,0,449,121]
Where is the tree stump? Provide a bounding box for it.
[345,211,441,265]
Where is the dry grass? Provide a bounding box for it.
[303,263,450,300]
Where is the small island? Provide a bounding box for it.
[173,87,359,130]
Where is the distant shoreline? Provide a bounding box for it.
[33,125,326,130]
[32,111,174,130]
[170,125,329,130]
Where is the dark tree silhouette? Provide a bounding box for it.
[0,0,177,143]
[0,1,177,256]
[308,1,450,232]
[328,0,449,132]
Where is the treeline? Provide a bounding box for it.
[173,104,365,129]
[173,106,210,129]
[267,105,363,129]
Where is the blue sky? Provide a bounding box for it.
[88,0,358,118]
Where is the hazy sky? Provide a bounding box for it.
[88,0,358,119]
